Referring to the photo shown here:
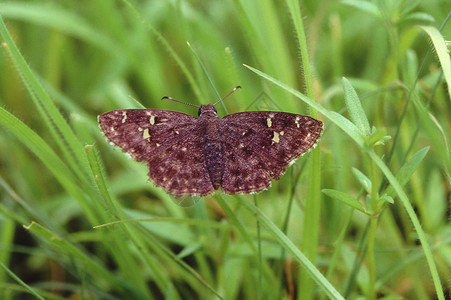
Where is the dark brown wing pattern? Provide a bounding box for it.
[220,111,323,194]
[99,107,323,196]
[98,109,214,196]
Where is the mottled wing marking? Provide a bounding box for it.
[146,135,215,196]
[98,109,214,196]
[220,111,323,193]
[98,109,196,161]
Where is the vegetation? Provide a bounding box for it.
[0,1,450,299]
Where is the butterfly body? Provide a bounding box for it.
[98,103,323,196]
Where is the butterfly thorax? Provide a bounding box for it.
[199,104,223,190]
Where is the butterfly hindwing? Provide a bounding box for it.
[145,133,215,196]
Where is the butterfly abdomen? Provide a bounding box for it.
[200,106,223,190]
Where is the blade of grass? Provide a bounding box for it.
[419,25,451,100]
[284,1,322,298]
[0,107,97,224]
[120,0,202,101]
[23,222,124,291]
[0,16,90,183]
[0,2,118,54]
[239,198,344,299]
[0,261,46,300]
[244,64,445,300]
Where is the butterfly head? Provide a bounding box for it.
[198,104,218,118]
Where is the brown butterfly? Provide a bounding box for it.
[98,87,323,196]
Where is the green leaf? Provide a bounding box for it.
[244,65,445,298]
[239,199,345,299]
[0,261,45,300]
[384,147,430,198]
[0,15,90,183]
[365,127,390,147]
[352,168,372,194]
[24,222,118,283]
[400,12,435,25]
[341,0,380,17]
[322,189,366,213]
[1,2,117,54]
[419,26,451,100]
[329,111,364,138]
[342,77,371,135]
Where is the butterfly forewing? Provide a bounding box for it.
[220,111,323,193]
[98,109,197,161]
[98,109,215,196]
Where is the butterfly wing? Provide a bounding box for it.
[98,109,215,196]
[220,111,323,194]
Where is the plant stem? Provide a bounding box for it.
[367,158,379,299]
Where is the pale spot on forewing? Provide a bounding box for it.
[280,131,284,135]
[295,116,301,128]
[266,118,272,128]
[121,111,127,123]
[181,147,187,151]
[174,130,179,135]
[156,143,160,147]
[142,128,150,139]
[138,127,143,132]
[272,131,280,144]
[149,115,155,125]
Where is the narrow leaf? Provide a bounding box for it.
[0,261,45,300]
[341,0,380,17]
[342,77,371,135]
[419,25,451,100]
[322,189,366,212]
[384,147,430,198]
[352,168,372,194]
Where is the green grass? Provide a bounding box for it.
[0,1,450,299]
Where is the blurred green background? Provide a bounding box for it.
[0,0,450,299]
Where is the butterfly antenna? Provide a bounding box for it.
[161,96,200,108]
[213,86,241,106]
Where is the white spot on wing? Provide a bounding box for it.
[295,116,301,128]
[149,115,155,125]
[266,118,272,127]
[272,131,280,144]
[121,111,127,123]
[142,128,150,139]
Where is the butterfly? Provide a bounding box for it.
[98,86,323,196]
